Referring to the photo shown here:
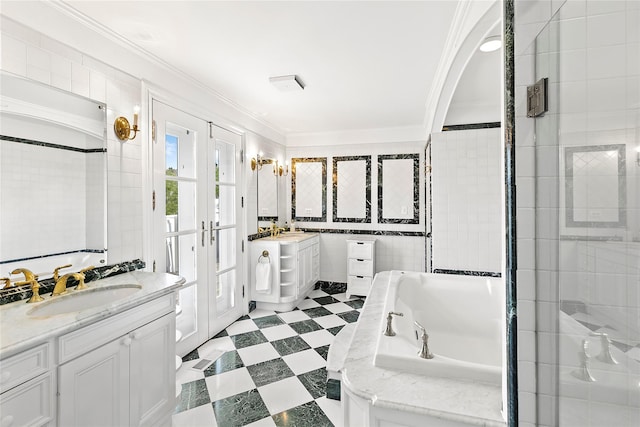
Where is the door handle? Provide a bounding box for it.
[210,221,215,245]
[202,221,206,247]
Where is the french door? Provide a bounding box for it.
[152,100,243,356]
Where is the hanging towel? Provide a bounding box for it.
[255,262,272,293]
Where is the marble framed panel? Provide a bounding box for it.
[378,154,420,224]
[332,156,371,223]
[257,159,278,221]
[291,157,327,222]
[564,144,626,228]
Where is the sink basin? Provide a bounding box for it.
[27,285,142,317]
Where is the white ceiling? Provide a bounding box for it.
[63,1,461,136]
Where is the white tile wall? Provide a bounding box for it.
[1,17,144,269]
[431,128,502,273]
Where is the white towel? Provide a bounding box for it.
[255,262,272,293]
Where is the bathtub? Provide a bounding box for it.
[373,271,504,385]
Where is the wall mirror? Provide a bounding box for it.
[292,157,327,222]
[378,153,420,224]
[257,159,278,222]
[564,144,626,228]
[333,155,371,222]
[0,71,107,271]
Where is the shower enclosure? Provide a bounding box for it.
[533,1,639,425]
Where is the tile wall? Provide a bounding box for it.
[431,128,502,273]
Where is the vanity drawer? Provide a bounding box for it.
[347,276,373,297]
[347,241,373,260]
[0,343,51,394]
[348,259,374,277]
[0,372,53,426]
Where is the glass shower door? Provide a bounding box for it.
[534,1,640,425]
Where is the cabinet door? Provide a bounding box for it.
[58,337,130,427]
[129,313,176,427]
[0,372,53,427]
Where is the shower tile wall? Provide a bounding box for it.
[516,1,640,426]
[1,17,144,264]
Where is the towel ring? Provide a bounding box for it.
[258,250,270,263]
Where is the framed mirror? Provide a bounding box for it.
[257,159,278,221]
[292,157,327,222]
[564,144,626,228]
[378,153,420,224]
[0,71,107,267]
[333,155,371,223]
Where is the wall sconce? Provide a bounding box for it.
[272,160,289,176]
[251,152,264,171]
[114,106,140,141]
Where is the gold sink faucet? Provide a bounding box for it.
[11,268,43,303]
[52,273,85,296]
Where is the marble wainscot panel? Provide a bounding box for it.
[332,155,372,223]
[0,135,107,153]
[0,270,184,358]
[432,269,501,278]
[341,271,504,426]
[291,157,327,222]
[0,259,146,306]
[377,153,420,224]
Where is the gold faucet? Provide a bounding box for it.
[1,277,12,289]
[76,266,95,290]
[53,264,73,282]
[52,273,85,296]
[11,268,43,303]
[269,221,285,238]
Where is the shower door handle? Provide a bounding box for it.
[210,221,215,245]
[201,221,207,247]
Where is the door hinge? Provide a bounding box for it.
[242,286,245,298]
[152,120,157,143]
[241,240,244,253]
[152,190,156,210]
[209,122,214,139]
[241,196,244,208]
[240,149,244,163]
[153,260,156,272]
[527,78,548,118]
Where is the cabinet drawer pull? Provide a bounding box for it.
[1,415,15,427]
[356,242,364,245]
[122,337,132,346]
[356,276,364,278]
[0,371,10,383]
[357,259,364,262]
[130,331,142,340]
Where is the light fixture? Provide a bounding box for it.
[273,160,289,177]
[251,152,264,171]
[269,75,305,92]
[479,36,502,53]
[114,106,140,141]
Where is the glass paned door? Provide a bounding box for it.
[208,125,243,329]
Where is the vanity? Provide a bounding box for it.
[0,271,183,427]
[250,233,319,312]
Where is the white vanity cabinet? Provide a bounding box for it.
[346,237,376,298]
[0,343,54,427]
[250,234,319,311]
[57,294,176,427]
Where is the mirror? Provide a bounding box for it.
[378,154,420,224]
[292,157,327,222]
[333,155,371,223]
[564,144,626,228]
[257,159,278,222]
[0,71,107,271]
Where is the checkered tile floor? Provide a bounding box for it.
[172,289,364,427]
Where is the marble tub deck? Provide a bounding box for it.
[342,271,505,426]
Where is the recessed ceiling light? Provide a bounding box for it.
[269,75,305,92]
[479,36,502,52]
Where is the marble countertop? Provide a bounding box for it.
[0,271,184,359]
[341,271,505,426]
[254,232,318,243]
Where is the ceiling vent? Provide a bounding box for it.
[269,75,305,92]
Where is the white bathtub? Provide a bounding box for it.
[373,271,504,385]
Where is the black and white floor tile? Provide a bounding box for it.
[172,289,364,427]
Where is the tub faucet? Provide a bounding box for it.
[572,339,596,382]
[414,320,434,359]
[590,332,618,364]
[383,312,403,336]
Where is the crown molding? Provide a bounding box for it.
[285,125,427,147]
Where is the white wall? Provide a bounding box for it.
[431,128,502,273]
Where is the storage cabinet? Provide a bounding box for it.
[251,234,319,311]
[346,237,376,298]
